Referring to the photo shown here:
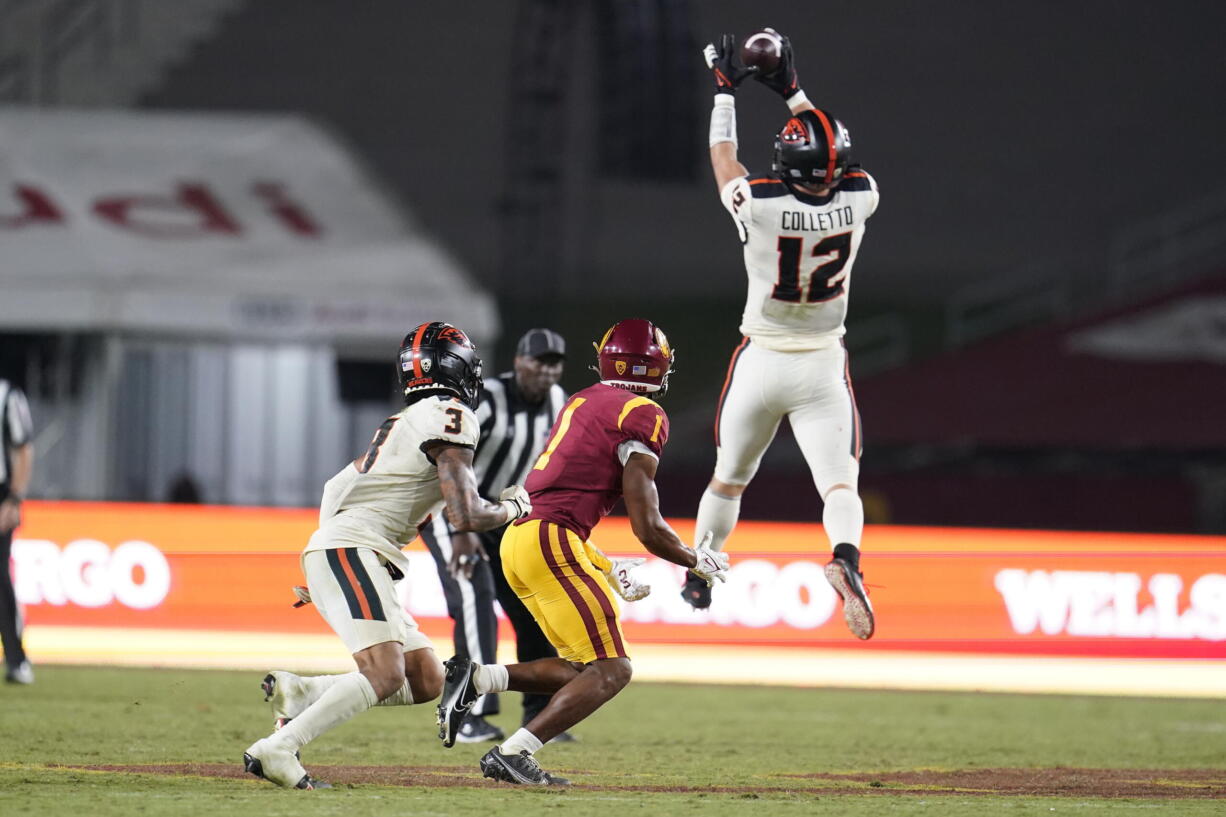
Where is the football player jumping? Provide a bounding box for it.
[436,319,729,786]
[682,31,879,641]
[243,322,533,789]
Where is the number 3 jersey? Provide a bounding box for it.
[303,395,479,574]
[524,383,669,541]
[720,169,880,351]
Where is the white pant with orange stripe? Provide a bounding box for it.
[713,338,861,494]
[302,546,433,655]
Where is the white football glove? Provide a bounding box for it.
[603,557,651,602]
[498,485,532,521]
[691,532,730,586]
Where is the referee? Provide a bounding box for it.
[0,378,34,685]
[420,328,568,742]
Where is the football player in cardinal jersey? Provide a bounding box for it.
[436,319,729,786]
[687,31,878,641]
[243,322,533,790]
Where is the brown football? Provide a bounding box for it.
[740,30,783,75]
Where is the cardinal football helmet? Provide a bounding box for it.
[771,109,851,187]
[397,322,483,409]
[595,318,675,396]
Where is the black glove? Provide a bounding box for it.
[703,33,757,95]
[754,28,801,100]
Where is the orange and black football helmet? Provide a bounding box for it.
[772,108,851,188]
[397,321,483,408]
[594,318,675,396]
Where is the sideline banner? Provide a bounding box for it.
[11,501,1226,659]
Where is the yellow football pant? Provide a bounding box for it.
[499,519,628,664]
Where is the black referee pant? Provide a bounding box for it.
[420,520,559,724]
[0,530,28,672]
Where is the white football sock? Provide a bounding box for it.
[375,680,416,706]
[500,727,543,756]
[299,673,344,704]
[473,663,509,695]
[695,488,742,552]
[822,487,864,549]
[272,671,377,751]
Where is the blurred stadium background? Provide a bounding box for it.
[2,0,1225,697]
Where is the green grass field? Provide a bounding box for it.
[1,665,1223,815]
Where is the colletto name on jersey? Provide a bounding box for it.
[780,206,855,232]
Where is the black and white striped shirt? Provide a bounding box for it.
[0,379,34,491]
[472,372,566,500]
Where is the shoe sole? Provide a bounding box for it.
[261,673,276,702]
[824,561,875,640]
[260,673,299,757]
[681,572,712,610]
[436,659,477,748]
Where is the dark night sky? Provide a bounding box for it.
[144,1,1226,311]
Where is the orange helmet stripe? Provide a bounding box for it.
[811,109,837,182]
[410,322,430,378]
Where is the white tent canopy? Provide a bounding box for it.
[2,108,499,505]
[0,107,498,349]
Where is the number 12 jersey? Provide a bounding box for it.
[720,169,880,351]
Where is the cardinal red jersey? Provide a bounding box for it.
[523,382,669,540]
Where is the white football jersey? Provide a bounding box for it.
[303,394,479,573]
[720,169,880,351]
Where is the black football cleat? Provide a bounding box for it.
[680,570,712,610]
[824,557,875,640]
[437,656,480,748]
[479,747,570,786]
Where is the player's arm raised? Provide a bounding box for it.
[430,443,531,532]
[623,453,729,584]
[704,33,752,191]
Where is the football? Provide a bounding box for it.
[740,29,783,75]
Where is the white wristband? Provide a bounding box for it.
[709,94,737,148]
[786,90,812,114]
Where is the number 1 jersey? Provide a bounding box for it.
[720,169,880,351]
[524,383,669,541]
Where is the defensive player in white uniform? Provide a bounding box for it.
[683,31,878,640]
[243,322,533,789]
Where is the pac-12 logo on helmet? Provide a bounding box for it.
[595,318,675,396]
[397,321,484,408]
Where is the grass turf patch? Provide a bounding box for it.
[1,665,1223,815]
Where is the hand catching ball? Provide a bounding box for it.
[740,29,784,75]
